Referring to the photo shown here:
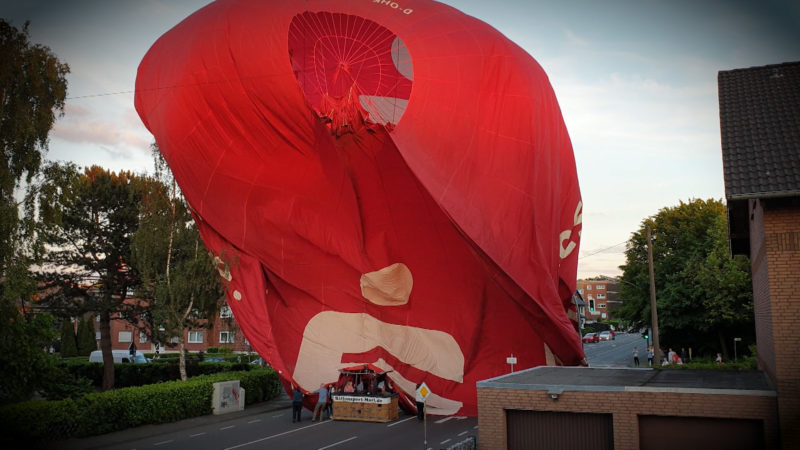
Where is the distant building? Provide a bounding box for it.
[720,60,800,449]
[576,278,619,323]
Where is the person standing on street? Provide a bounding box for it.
[292,385,303,423]
[633,347,640,367]
[647,346,654,366]
[312,383,329,421]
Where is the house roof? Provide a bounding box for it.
[719,61,800,200]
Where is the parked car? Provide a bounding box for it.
[89,349,148,364]
[599,331,613,341]
[582,332,599,343]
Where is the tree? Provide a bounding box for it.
[1,19,68,273]
[0,18,68,405]
[617,199,754,357]
[58,318,77,357]
[76,316,97,355]
[26,163,146,390]
[132,146,224,381]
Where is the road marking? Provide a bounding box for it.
[221,425,236,430]
[473,425,479,429]
[271,413,283,418]
[440,439,451,444]
[190,432,206,437]
[225,420,330,449]
[455,416,467,420]
[458,431,468,436]
[387,417,416,427]
[248,419,261,424]
[317,436,357,449]
[154,440,174,446]
[435,417,454,424]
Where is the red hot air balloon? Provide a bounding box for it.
[135,0,583,417]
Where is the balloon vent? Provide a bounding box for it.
[289,12,413,136]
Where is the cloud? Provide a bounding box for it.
[564,28,589,47]
[51,103,151,154]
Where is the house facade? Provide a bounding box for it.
[719,60,800,449]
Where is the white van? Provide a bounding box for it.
[89,349,148,364]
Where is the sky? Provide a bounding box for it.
[2,0,799,279]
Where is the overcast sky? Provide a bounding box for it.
[3,0,799,278]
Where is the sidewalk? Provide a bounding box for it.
[50,392,293,450]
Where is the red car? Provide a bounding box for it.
[582,332,599,343]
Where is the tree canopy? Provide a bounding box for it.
[617,199,754,357]
[132,146,224,380]
[27,163,147,390]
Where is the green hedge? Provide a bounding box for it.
[0,368,282,444]
[61,359,254,388]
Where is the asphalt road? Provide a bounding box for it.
[55,397,477,450]
[583,331,651,368]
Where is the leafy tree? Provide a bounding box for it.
[0,19,68,273]
[617,199,754,357]
[0,309,57,404]
[76,315,97,355]
[0,19,68,405]
[132,146,224,381]
[26,163,147,390]
[58,318,78,357]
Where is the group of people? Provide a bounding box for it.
[290,375,397,423]
[633,346,691,367]
[291,383,333,423]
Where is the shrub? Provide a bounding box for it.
[0,368,280,443]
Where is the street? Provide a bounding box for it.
[583,331,650,368]
[56,401,477,450]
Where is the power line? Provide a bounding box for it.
[580,241,627,259]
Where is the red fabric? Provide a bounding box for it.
[135,0,582,416]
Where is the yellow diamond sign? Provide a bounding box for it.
[417,382,431,401]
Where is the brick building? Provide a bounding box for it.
[719,60,800,449]
[102,303,250,353]
[478,367,777,450]
[577,279,619,323]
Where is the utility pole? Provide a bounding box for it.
[646,226,662,363]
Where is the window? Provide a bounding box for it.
[597,284,605,290]
[118,331,132,343]
[586,285,592,290]
[578,288,584,294]
[220,306,233,318]
[188,331,203,343]
[96,314,100,322]
[597,293,606,299]
[170,336,180,344]
[599,303,607,309]
[220,331,235,343]
[139,332,148,343]
[95,331,101,340]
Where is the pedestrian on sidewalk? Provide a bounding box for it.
[291,385,303,423]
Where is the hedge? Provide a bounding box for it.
[62,359,255,388]
[0,367,282,444]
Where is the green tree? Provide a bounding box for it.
[26,163,146,390]
[76,316,97,355]
[58,318,77,357]
[0,19,68,405]
[617,199,754,357]
[132,146,224,381]
[0,19,68,272]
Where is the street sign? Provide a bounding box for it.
[416,382,431,402]
[506,356,517,364]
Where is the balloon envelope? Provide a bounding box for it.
[136,0,583,416]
